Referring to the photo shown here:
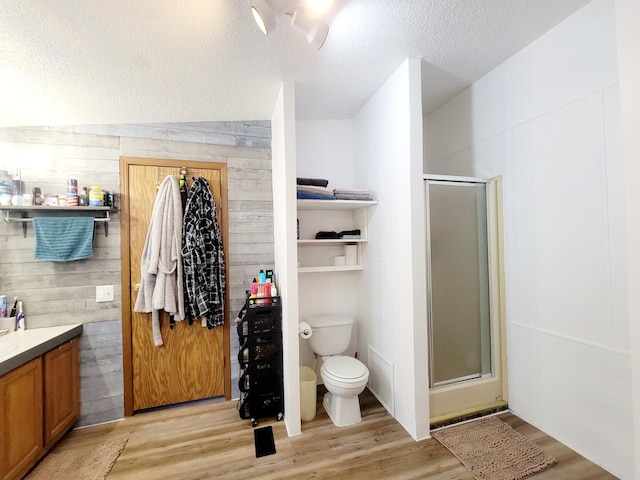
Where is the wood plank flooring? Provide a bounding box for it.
[36,389,618,479]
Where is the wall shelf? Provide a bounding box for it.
[298,265,364,273]
[297,238,366,246]
[296,199,376,273]
[0,206,113,238]
[296,199,377,211]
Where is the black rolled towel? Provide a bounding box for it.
[315,231,340,239]
[297,177,329,188]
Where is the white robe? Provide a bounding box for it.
[133,175,185,346]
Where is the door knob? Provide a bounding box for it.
[134,283,141,292]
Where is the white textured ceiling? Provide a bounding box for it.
[0,0,590,126]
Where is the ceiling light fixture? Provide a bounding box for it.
[304,0,334,16]
[251,0,298,35]
[291,10,329,49]
[250,0,331,49]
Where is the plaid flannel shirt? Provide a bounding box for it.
[182,177,226,328]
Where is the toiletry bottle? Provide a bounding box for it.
[33,187,42,205]
[258,270,266,283]
[250,277,258,297]
[12,170,21,195]
[265,279,272,298]
[16,301,25,331]
[79,187,88,206]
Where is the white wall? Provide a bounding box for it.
[424,0,633,477]
[615,0,640,477]
[296,120,360,372]
[295,61,429,441]
[353,58,429,440]
[296,120,354,190]
[271,82,302,437]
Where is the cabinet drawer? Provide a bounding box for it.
[238,340,281,368]
[237,308,281,342]
[239,362,280,392]
[238,391,283,420]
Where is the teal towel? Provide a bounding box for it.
[33,217,95,261]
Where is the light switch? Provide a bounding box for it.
[96,285,115,303]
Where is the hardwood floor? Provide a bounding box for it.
[40,389,617,479]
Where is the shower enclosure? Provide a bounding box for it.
[425,175,506,421]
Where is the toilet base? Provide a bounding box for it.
[323,391,362,427]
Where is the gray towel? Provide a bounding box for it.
[297,177,329,187]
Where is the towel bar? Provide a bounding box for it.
[2,210,111,238]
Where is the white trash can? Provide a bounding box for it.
[300,366,317,421]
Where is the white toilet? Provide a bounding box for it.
[305,314,369,427]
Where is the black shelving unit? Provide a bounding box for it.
[236,297,284,427]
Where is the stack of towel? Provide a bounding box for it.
[333,188,372,201]
[297,177,373,201]
[297,177,335,200]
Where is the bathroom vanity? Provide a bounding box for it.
[0,324,82,480]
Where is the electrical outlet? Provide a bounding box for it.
[96,285,115,303]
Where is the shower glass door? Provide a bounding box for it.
[426,179,491,387]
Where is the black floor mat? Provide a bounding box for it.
[254,426,276,458]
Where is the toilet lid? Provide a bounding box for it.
[322,356,368,380]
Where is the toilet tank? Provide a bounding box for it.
[306,314,353,356]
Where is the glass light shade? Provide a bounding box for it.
[291,10,329,49]
[251,0,299,35]
[251,0,277,34]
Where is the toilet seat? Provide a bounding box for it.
[321,356,368,383]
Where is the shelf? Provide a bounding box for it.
[296,199,377,211]
[296,198,375,273]
[0,205,114,237]
[298,265,364,273]
[0,206,112,212]
[297,239,366,246]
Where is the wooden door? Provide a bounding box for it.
[121,157,229,413]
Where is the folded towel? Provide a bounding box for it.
[334,193,372,201]
[315,231,340,239]
[333,188,371,195]
[33,217,95,261]
[297,191,335,200]
[297,185,334,195]
[339,229,361,237]
[297,177,329,187]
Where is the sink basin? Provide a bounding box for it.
[0,342,18,358]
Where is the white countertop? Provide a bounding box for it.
[0,324,83,376]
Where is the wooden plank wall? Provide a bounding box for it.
[0,121,273,426]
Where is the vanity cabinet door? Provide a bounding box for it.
[43,338,79,450]
[0,357,44,480]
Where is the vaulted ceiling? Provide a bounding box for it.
[0,0,590,126]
